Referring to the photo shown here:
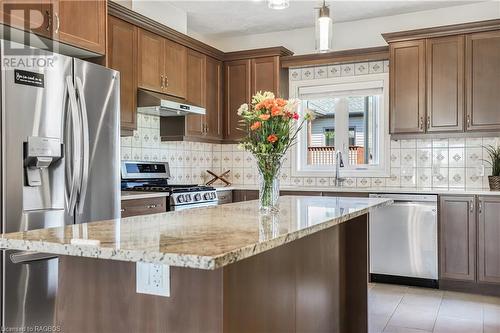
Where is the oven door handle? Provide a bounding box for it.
[10,251,58,264]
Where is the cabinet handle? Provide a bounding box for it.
[45,10,51,32]
[160,75,164,89]
[120,208,125,212]
[467,114,471,128]
[470,200,474,213]
[165,76,169,87]
[54,12,60,33]
[426,116,431,129]
[419,116,424,130]
[478,200,483,214]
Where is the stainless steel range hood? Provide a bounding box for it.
[137,89,205,116]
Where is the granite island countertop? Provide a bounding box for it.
[0,196,391,270]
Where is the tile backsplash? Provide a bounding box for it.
[121,114,498,190]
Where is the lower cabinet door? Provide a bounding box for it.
[439,196,476,281]
[478,196,500,284]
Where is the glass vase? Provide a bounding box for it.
[257,164,281,214]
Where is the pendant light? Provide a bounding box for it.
[267,0,289,10]
[315,0,333,53]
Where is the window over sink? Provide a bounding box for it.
[290,73,390,177]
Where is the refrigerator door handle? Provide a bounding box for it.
[10,251,58,264]
[75,77,90,215]
[65,76,82,216]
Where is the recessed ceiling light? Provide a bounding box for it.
[267,0,289,10]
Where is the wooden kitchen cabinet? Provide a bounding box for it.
[121,197,167,218]
[465,30,500,131]
[232,190,258,203]
[137,28,187,98]
[186,49,206,137]
[477,196,500,284]
[205,56,223,139]
[0,0,51,37]
[0,0,106,54]
[251,56,280,96]
[56,0,106,54]
[163,38,187,99]
[426,36,465,132]
[108,15,137,133]
[138,28,164,93]
[439,196,476,281]
[389,40,426,134]
[224,59,251,141]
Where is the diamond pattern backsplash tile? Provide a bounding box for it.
[121,114,498,190]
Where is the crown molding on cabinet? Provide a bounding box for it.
[382,18,500,43]
[108,1,225,60]
[224,46,293,61]
[280,46,389,68]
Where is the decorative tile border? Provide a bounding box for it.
[289,60,389,81]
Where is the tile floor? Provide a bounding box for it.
[369,283,500,333]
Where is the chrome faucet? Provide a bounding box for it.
[335,150,345,187]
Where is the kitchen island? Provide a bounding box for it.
[1,196,391,333]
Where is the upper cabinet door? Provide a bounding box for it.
[0,0,50,37]
[477,196,500,284]
[224,59,251,141]
[389,40,426,134]
[108,16,137,133]
[163,38,187,99]
[137,28,164,93]
[185,49,206,137]
[205,56,223,140]
[466,31,500,132]
[56,0,106,54]
[251,56,279,96]
[426,36,464,133]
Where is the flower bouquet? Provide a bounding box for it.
[238,91,312,213]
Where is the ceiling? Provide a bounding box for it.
[168,0,482,38]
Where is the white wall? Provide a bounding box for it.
[203,1,500,54]
[132,0,188,34]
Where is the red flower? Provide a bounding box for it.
[250,121,261,130]
[267,134,278,143]
[292,112,299,120]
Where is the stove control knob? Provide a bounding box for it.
[185,194,192,202]
[210,192,216,200]
[194,193,201,201]
[177,195,184,203]
[203,193,210,200]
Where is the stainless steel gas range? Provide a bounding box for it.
[121,161,218,210]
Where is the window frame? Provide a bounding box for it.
[290,73,390,178]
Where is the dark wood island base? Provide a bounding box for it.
[55,214,369,333]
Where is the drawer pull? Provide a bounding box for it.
[146,204,158,209]
[120,208,125,212]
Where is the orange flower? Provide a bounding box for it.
[255,102,264,111]
[267,134,278,143]
[276,98,287,107]
[250,121,261,130]
[271,106,282,116]
[259,114,270,121]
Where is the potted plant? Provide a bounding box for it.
[484,145,500,191]
[237,91,313,213]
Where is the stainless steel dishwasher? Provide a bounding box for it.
[369,193,438,287]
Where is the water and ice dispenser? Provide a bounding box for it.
[24,136,62,187]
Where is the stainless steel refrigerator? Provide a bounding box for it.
[1,40,120,330]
